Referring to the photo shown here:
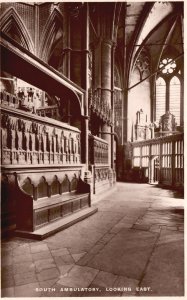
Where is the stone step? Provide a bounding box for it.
[15,206,98,240]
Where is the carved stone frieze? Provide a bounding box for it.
[1,107,81,166]
[95,167,109,182]
[89,135,108,165]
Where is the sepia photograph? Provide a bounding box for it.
[0,0,184,298]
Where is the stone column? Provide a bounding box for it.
[111,43,116,170]
[123,5,128,143]
[101,39,113,168]
[101,39,112,109]
[81,4,92,185]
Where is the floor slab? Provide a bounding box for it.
[1,182,184,297]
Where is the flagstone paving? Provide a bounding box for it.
[1,182,184,297]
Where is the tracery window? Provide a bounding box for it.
[156,56,182,126]
[159,58,177,74]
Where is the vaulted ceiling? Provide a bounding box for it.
[0,1,183,89]
[114,1,183,87]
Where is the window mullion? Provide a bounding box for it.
[166,80,170,112]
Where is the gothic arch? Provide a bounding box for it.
[39,9,64,62]
[126,3,153,89]
[0,7,34,53]
[130,12,179,84]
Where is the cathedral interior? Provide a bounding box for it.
[0,1,184,297]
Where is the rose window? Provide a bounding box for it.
[159,58,177,74]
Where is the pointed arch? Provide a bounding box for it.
[136,2,173,49]
[0,7,34,53]
[39,9,64,62]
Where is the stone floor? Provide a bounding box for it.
[1,182,184,297]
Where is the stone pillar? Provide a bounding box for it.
[93,39,102,91]
[111,43,116,171]
[81,4,92,186]
[84,4,89,170]
[100,39,113,170]
[101,39,112,109]
[123,4,128,143]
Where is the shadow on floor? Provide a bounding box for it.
[151,184,184,199]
